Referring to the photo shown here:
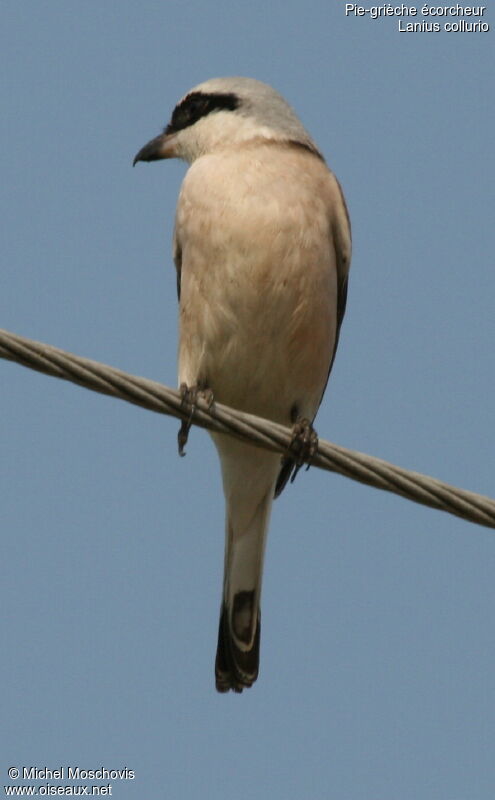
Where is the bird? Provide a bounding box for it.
[133,77,351,692]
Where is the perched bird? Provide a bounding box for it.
[134,77,351,692]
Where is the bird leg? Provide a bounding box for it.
[274,416,319,497]
[177,382,214,456]
[287,417,319,482]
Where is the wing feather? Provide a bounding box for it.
[275,173,351,497]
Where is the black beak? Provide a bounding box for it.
[133,132,177,166]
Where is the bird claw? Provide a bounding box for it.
[287,418,318,482]
[177,383,214,456]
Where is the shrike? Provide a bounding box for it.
[134,77,351,692]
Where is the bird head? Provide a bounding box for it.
[133,77,321,165]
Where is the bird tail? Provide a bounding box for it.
[212,435,279,693]
[215,592,261,693]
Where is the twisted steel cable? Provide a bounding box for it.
[1,327,494,529]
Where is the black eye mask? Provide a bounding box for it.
[165,91,240,134]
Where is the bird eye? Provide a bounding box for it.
[167,93,206,133]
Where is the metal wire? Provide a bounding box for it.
[1,327,494,529]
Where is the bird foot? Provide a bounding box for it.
[274,417,319,497]
[177,383,214,456]
[287,417,318,482]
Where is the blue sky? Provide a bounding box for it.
[1,3,494,798]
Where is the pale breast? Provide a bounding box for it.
[175,143,339,425]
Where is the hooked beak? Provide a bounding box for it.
[132,132,178,166]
